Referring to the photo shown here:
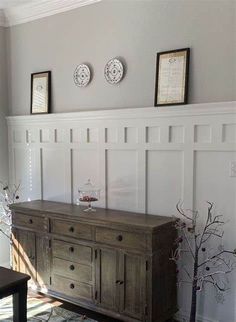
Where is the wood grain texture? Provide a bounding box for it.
[53,257,92,283]
[12,229,19,271]
[52,274,93,302]
[96,227,146,251]
[11,200,177,322]
[12,212,48,232]
[17,229,36,287]
[96,247,119,312]
[10,200,173,232]
[51,219,93,240]
[119,252,146,320]
[36,236,51,287]
[53,239,92,265]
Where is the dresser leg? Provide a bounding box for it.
[13,283,28,322]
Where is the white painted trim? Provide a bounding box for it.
[176,310,218,322]
[7,101,236,321]
[0,261,10,268]
[3,0,102,27]
[0,9,6,27]
[0,110,6,119]
[6,101,236,126]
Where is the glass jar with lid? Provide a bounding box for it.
[78,179,100,212]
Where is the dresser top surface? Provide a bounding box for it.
[10,200,174,231]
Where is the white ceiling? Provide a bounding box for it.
[0,0,36,9]
[0,0,101,26]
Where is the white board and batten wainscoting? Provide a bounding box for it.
[7,101,236,322]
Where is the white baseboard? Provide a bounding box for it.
[0,261,10,268]
[175,310,218,322]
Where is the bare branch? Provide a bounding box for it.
[0,228,10,239]
[198,250,236,268]
[182,228,195,259]
[197,202,213,249]
[173,200,236,321]
[200,268,233,280]
[182,266,193,281]
[211,255,232,269]
[203,276,230,292]
[201,228,224,244]
[176,201,193,222]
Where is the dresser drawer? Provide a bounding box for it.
[52,275,93,301]
[51,220,92,240]
[96,227,146,251]
[12,213,48,232]
[53,257,92,283]
[53,239,92,265]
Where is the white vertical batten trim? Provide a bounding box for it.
[0,9,6,27]
[7,101,236,321]
[3,0,102,27]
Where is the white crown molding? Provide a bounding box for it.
[3,0,102,27]
[6,101,236,126]
[0,9,6,27]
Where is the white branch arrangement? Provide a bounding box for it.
[0,182,20,266]
[171,201,236,322]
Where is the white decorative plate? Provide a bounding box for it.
[74,64,91,87]
[104,58,124,84]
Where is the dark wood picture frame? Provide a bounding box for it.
[154,48,190,106]
[31,71,51,114]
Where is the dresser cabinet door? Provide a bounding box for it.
[95,248,147,320]
[36,235,51,288]
[12,228,19,271]
[96,247,119,312]
[17,229,37,286]
[119,252,146,320]
[12,228,51,289]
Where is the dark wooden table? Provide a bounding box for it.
[0,267,30,322]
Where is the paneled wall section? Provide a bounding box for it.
[7,102,236,215]
[7,102,236,322]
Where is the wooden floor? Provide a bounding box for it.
[32,292,176,322]
[31,292,121,322]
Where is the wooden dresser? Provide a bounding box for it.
[10,200,177,322]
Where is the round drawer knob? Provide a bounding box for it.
[29,219,33,224]
[70,265,75,271]
[116,235,123,242]
[69,247,74,253]
[70,283,75,289]
[69,226,74,233]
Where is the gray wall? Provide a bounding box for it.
[0,26,9,266]
[6,0,236,115]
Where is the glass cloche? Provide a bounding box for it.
[78,179,100,212]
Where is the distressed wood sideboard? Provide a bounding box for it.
[10,200,177,322]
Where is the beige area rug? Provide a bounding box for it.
[0,294,97,321]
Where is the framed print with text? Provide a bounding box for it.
[154,48,190,106]
[31,71,51,114]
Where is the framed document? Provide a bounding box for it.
[31,71,51,114]
[154,48,190,106]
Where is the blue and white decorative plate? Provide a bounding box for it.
[74,64,91,87]
[104,58,124,84]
